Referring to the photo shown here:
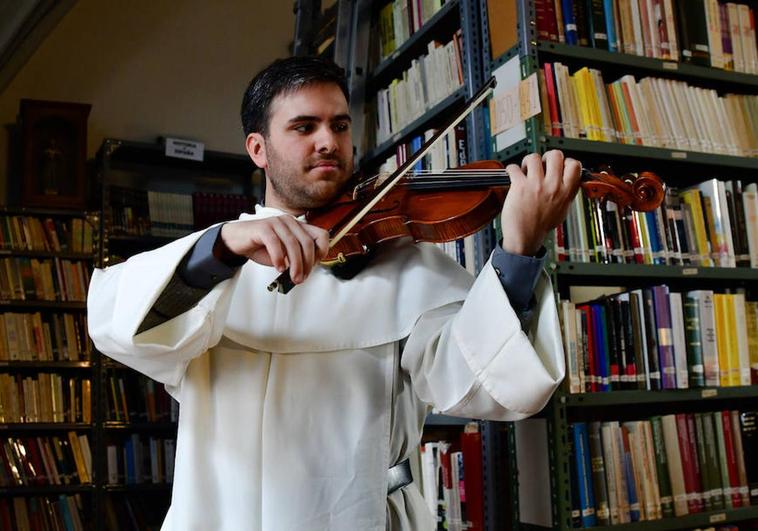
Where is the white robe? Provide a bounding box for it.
[87,205,565,531]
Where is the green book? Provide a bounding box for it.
[701,412,725,509]
[713,411,734,509]
[588,421,611,525]
[683,295,706,387]
[650,416,675,518]
[693,413,712,511]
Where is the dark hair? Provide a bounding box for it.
[240,56,349,137]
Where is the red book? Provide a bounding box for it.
[685,414,705,512]
[535,0,551,40]
[542,63,563,137]
[579,305,597,392]
[543,0,560,41]
[461,427,484,531]
[675,413,702,513]
[721,411,743,508]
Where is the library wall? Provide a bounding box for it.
[0,0,293,204]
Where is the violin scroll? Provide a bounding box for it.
[580,168,665,212]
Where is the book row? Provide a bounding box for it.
[537,0,758,74]
[568,410,756,527]
[559,287,758,393]
[0,312,90,362]
[539,62,758,157]
[0,257,89,303]
[369,32,464,147]
[108,185,251,238]
[0,215,96,255]
[106,435,176,486]
[559,179,758,268]
[104,496,169,531]
[106,373,179,424]
[416,423,484,531]
[374,0,449,60]
[0,374,91,424]
[1,433,91,487]
[0,494,86,531]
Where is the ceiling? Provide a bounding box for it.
[0,0,77,95]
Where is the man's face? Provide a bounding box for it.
[252,82,354,213]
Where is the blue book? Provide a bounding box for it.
[411,136,423,173]
[645,211,665,265]
[621,429,641,521]
[572,423,598,527]
[592,305,610,391]
[125,439,136,484]
[58,494,76,531]
[561,0,579,45]
[603,0,618,52]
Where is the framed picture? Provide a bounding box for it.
[19,99,91,209]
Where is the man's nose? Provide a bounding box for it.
[315,126,338,154]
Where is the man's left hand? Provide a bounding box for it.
[500,150,582,256]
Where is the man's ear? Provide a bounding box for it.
[246,133,268,169]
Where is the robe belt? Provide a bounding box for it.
[387,458,413,495]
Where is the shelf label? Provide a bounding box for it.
[682,267,698,275]
[702,389,718,398]
[709,513,727,523]
[663,62,679,70]
[165,137,204,161]
[489,72,541,136]
[671,151,687,159]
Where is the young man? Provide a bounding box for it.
[88,57,581,530]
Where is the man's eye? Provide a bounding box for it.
[333,122,350,132]
[294,124,313,133]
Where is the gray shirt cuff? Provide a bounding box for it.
[179,223,247,289]
[490,245,547,318]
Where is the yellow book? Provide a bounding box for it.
[746,301,758,384]
[724,294,742,386]
[680,189,714,266]
[67,431,90,484]
[571,73,593,140]
[713,294,732,386]
[578,67,603,141]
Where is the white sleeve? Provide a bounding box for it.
[87,229,240,387]
[400,259,565,421]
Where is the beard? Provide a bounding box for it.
[265,140,353,210]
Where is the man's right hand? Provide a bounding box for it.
[216,216,330,285]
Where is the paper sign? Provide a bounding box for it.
[519,73,541,121]
[490,73,541,136]
[490,84,520,135]
[165,137,205,161]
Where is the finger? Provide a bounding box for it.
[506,163,526,187]
[542,149,564,192]
[302,224,331,260]
[562,157,583,196]
[521,153,545,187]
[271,217,305,283]
[257,225,287,271]
[281,216,319,279]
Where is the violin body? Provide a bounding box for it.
[306,161,507,264]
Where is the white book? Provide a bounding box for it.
[601,423,620,524]
[661,415,689,516]
[687,290,720,386]
[560,301,581,393]
[669,292,690,388]
[738,4,755,73]
[107,444,119,484]
[705,0,725,68]
[742,183,758,267]
[727,3,745,72]
[421,442,438,515]
[642,421,663,519]
[629,0,645,56]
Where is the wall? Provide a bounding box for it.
[0,0,294,203]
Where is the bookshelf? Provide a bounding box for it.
[481,0,758,530]
[0,207,99,529]
[94,138,260,530]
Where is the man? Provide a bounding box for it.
[88,57,581,530]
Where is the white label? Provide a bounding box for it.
[671,151,688,159]
[702,389,718,398]
[682,267,698,275]
[519,73,541,121]
[663,62,679,70]
[709,513,727,523]
[165,137,204,161]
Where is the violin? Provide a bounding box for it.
[267,79,666,294]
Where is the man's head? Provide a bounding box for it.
[241,57,354,214]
